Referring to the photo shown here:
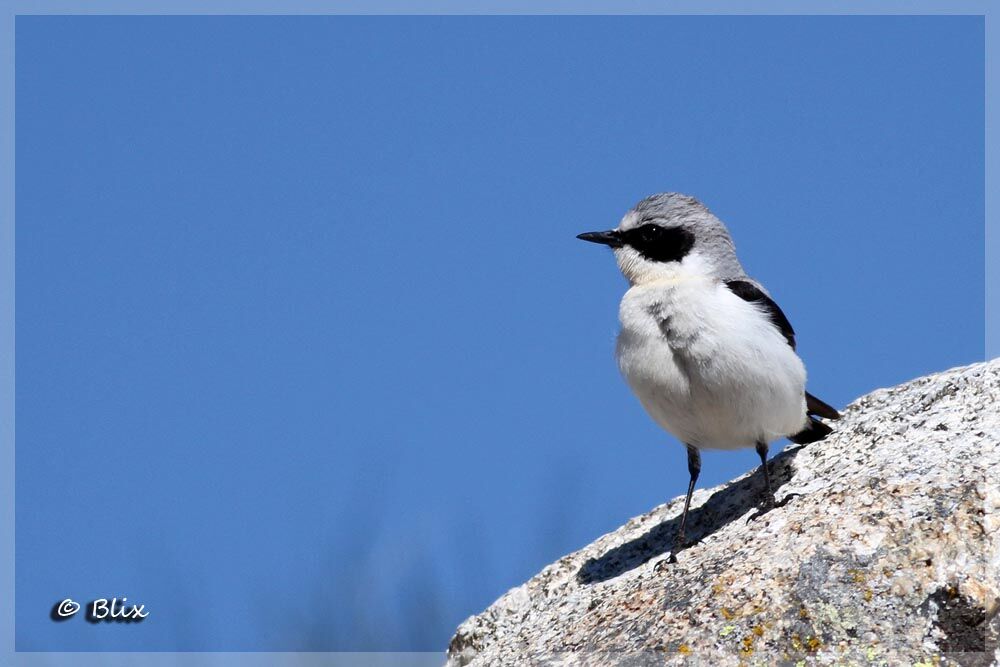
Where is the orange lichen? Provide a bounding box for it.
[678,644,691,656]
[720,607,735,620]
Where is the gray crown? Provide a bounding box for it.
[628,193,748,281]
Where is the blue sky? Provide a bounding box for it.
[15,15,983,651]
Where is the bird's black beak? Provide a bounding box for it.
[576,230,623,248]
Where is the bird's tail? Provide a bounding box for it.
[806,391,841,420]
[788,391,840,445]
[788,416,834,444]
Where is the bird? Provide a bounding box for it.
[577,192,840,559]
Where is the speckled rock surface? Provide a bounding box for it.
[447,360,1000,666]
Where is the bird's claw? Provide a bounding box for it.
[657,534,686,569]
[774,492,801,508]
[746,493,799,523]
[655,554,677,571]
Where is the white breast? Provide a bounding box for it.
[615,271,808,450]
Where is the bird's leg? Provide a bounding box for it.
[748,440,799,523]
[755,441,776,509]
[668,445,701,562]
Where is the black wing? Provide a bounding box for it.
[725,279,842,422]
[724,279,796,350]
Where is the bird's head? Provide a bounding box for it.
[577,193,744,285]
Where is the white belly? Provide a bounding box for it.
[615,278,808,450]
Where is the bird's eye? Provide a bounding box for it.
[638,224,664,243]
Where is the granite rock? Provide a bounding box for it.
[447,360,1000,666]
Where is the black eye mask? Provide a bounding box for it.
[620,224,696,263]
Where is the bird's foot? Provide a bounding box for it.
[655,555,676,571]
[775,492,801,508]
[657,533,686,569]
[746,492,800,523]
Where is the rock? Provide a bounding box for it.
[447,360,1000,666]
